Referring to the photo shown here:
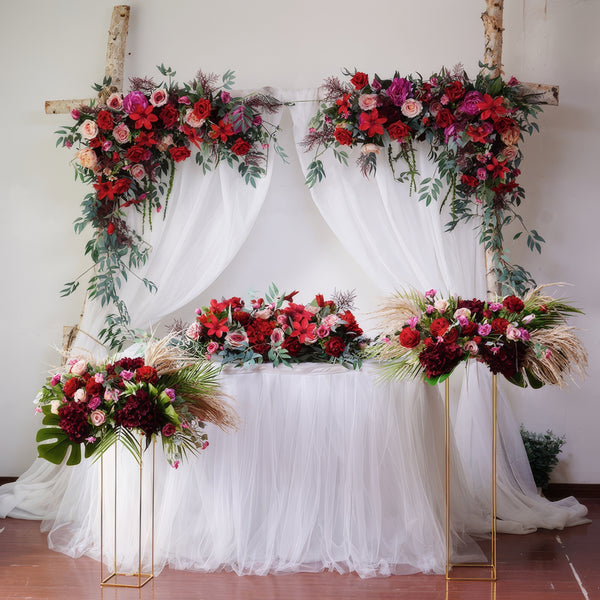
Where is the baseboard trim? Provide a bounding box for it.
[546,483,600,499]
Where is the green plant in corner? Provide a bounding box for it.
[520,425,566,490]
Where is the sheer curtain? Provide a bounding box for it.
[288,90,588,533]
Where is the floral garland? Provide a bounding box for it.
[35,337,238,467]
[175,285,370,369]
[56,66,285,350]
[370,287,587,387]
[302,65,544,295]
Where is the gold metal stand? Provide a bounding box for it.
[445,373,497,581]
[100,436,155,588]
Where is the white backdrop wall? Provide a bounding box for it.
[0,0,598,483]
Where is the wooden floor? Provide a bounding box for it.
[1,497,598,600]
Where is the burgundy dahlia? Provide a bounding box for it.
[419,342,465,379]
[457,299,486,321]
[115,388,162,436]
[58,402,91,442]
[480,342,526,379]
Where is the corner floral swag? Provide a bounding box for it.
[370,286,587,387]
[176,285,370,369]
[56,66,286,350]
[35,337,238,467]
[303,65,544,295]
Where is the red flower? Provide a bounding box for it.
[232,309,250,326]
[339,310,363,336]
[492,181,519,195]
[350,72,369,90]
[444,327,459,344]
[107,222,115,235]
[159,104,179,128]
[129,105,158,130]
[282,337,301,357]
[136,365,158,384]
[334,127,353,146]
[325,335,346,357]
[445,80,465,101]
[182,124,203,148]
[169,146,191,162]
[461,321,478,337]
[97,110,114,131]
[491,317,510,334]
[193,99,212,120]
[93,180,116,201]
[162,423,176,437]
[125,145,148,163]
[86,378,104,396]
[430,318,450,338]
[399,326,420,348]
[113,178,130,195]
[435,108,455,129]
[419,341,464,379]
[358,109,387,137]
[63,377,85,399]
[209,119,234,142]
[58,402,90,442]
[135,131,157,147]
[487,157,510,180]
[205,314,229,338]
[231,138,252,156]
[387,120,412,142]
[290,318,316,343]
[466,124,491,143]
[336,93,351,118]
[461,174,479,188]
[502,295,525,313]
[477,94,508,121]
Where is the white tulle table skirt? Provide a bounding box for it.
[29,363,486,577]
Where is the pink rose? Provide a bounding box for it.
[358,94,379,111]
[477,323,492,336]
[453,307,472,320]
[157,134,174,152]
[121,370,134,381]
[79,119,99,140]
[270,328,285,345]
[425,289,437,298]
[221,91,231,104]
[70,359,87,376]
[90,410,106,426]
[322,314,338,328]
[71,109,81,120]
[316,324,330,339]
[106,93,123,109]
[186,322,202,340]
[506,325,521,341]
[255,308,273,319]
[150,88,169,107]
[401,98,423,118]
[276,314,288,326]
[489,302,503,312]
[112,123,131,144]
[130,163,146,181]
[162,423,176,437]
[434,300,449,313]
[50,374,61,386]
[122,90,148,114]
[206,341,219,355]
[501,145,518,162]
[184,108,206,128]
[73,388,86,402]
[464,341,479,355]
[88,396,101,410]
[519,328,530,341]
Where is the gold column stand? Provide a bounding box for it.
[445,373,497,582]
[100,436,155,588]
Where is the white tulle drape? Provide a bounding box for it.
[288,90,588,534]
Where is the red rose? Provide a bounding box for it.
[193,99,212,120]
[435,108,455,129]
[136,365,158,384]
[125,145,147,163]
[334,127,353,146]
[350,71,369,90]
[339,310,363,336]
[169,146,191,162]
[399,327,421,348]
[445,81,465,101]
[461,321,478,337]
[387,120,412,142]
[325,336,346,357]
[159,104,179,128]
[162,423,176,437]
[430,317,450,338]
[112,178,130,195]
[502,295,524,313]
[282,337,301,357]
[86,378,104,396]
[444,327,459,344]
[491,318,510,334]
[461,174,479,188]
[232,309,251,326]
[493,117,517,135]
[63,377,85,399]
[231,138,252,156]
[97,110,114,131]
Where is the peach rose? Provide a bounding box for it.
[184,109,206,128]
[50,400,62,415]
[70,359,87,376]
[401,98,423,118]
[500,127,521,146]
[361,143,380,155]
[130,163,146,181]
[73,388,86,403]
[112,123,130,144]
[90,410,106,426]
[77,148,98,169]
[150,88,168,107]
[106,93,123,109]
[501,145,518,162]
[358,94,379,111]
[157,134,174,152]
[79,119,99,140]
[434,299,449,313]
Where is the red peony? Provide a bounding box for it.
[63,377,85,399]
[282,337,301,357]
[112,178,131,195]
[232,309,251,326]
[350,71,369,90]
[480,342,526,379]
[193,99,212,120]
[247,319,276,345]
[387,120,412,142]
[435,108,455,129]
[115,388,162,436]
[325,336,346,357]
[461,174,479,188]
[159,104,179,128]
[125,145,147,163]
[116,357,145,371]
[97,110,114,131]
[429,317,450,338]
[491,317,510,334]
[444,327,459,344]
[231,138,252,156]
[502,295,524,313]
[445,80,465,101]
[169,146,191,162]
[399,327,421,348]
[58,402,91,442]
[136,366,158,384]
[334,127,353,146]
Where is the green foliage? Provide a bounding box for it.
[520,426,566,490]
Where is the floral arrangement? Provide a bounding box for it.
[56,66,285,350]
[35,337,238,467]
[176,285,370,369]
[302,65,543,295]
[371,286,587,387]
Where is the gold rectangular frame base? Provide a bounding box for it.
[445,373,497,583]
[101,572,154,589]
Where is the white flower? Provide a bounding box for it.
[434,299,449,313]
[50,400,62,414]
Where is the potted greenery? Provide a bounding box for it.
[520,426,566,492]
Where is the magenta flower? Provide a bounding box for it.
[122,90,149,114]
[478,323,492,336]
[121,370,134,381]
